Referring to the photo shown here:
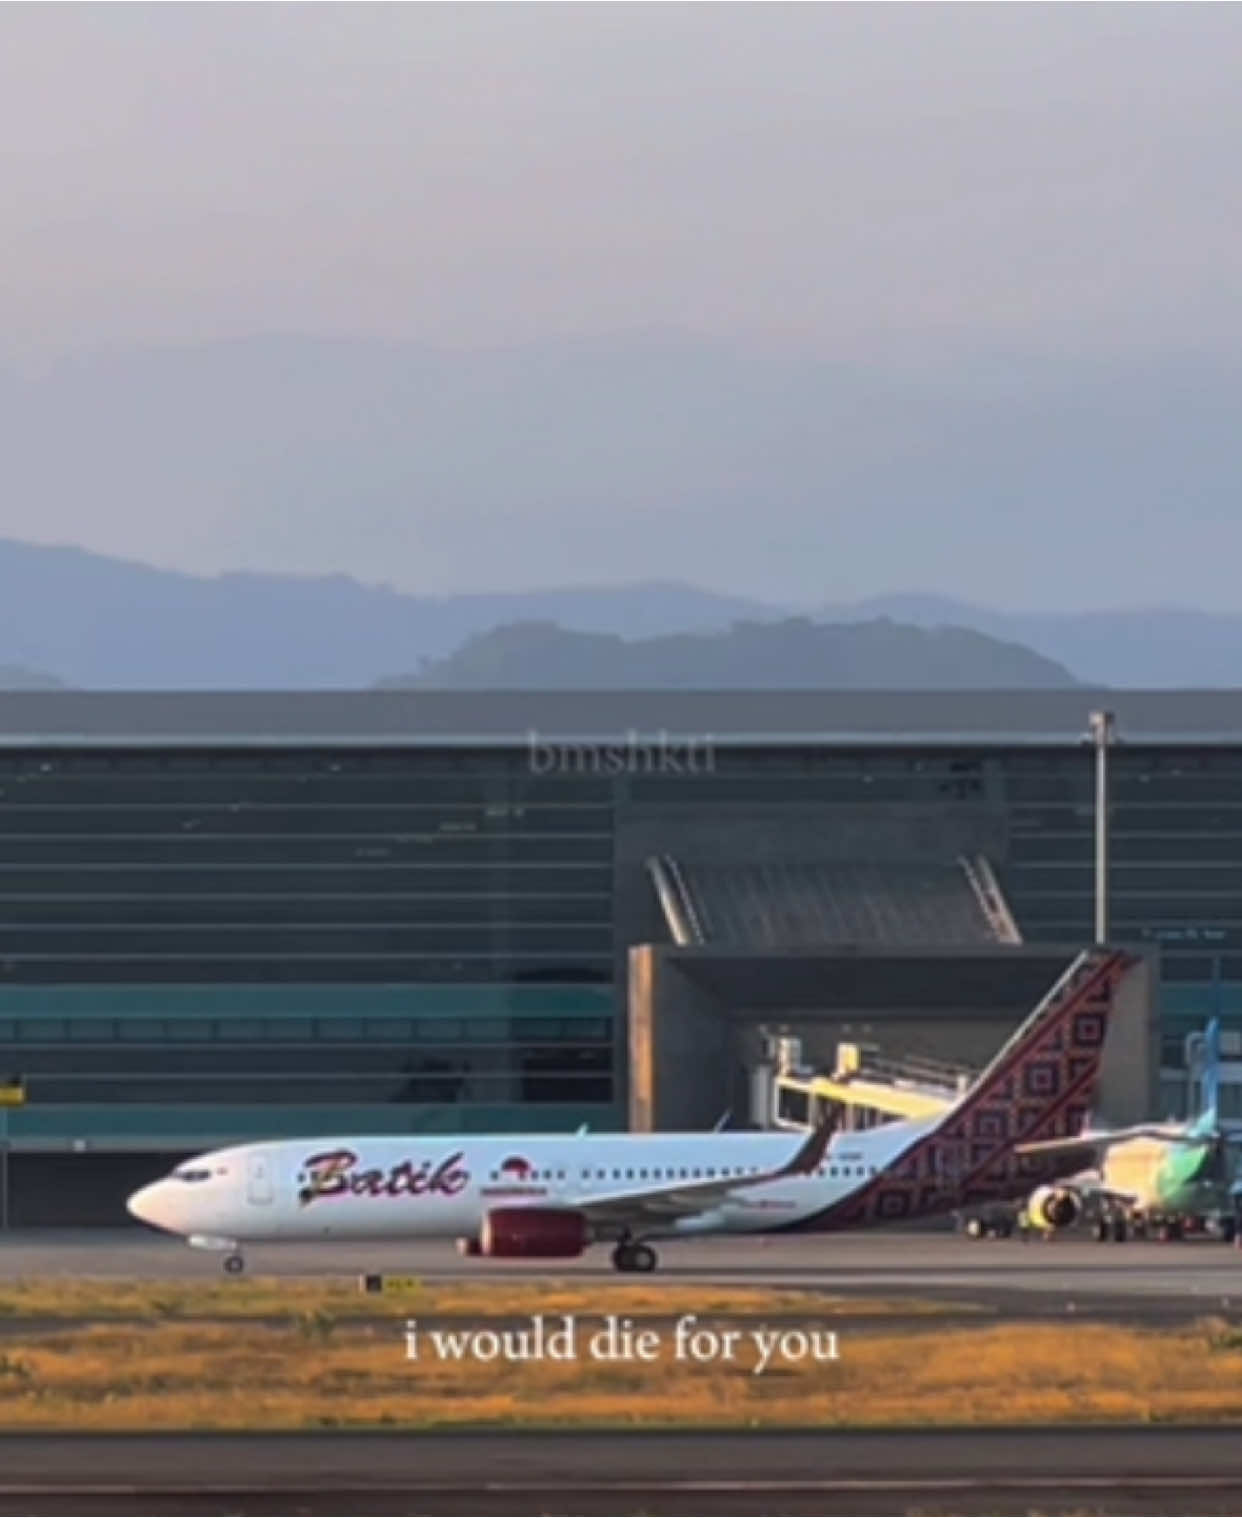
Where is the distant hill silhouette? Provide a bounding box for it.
[381,618,1079,690]
[0,533,1239,687]
[0,539,766,689]
[819,594,1242,689]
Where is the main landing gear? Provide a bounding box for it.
[223,1252,246,1275]
[611,1240,658,1273]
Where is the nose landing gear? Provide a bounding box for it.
[188,1234,246,1275]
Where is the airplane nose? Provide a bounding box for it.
[127,1181,174,1232]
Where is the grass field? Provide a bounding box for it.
[0,1280,1237,1430]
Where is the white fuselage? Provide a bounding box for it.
[128,1123,932,1246]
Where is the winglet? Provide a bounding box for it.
[1201,1016,1222,1123]
[777,1108,838,1177]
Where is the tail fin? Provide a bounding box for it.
[793,948,1138,1231]
[1198,1016,1222,1128]
[945,952,1125,1123]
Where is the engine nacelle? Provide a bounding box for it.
[479,1207,589,1259]
[1027,1184,1082,1231]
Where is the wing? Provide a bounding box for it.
[567,1113,837,1230]
[1016,1124,1191,1161]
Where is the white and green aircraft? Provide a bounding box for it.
[985,1019,1242,1242]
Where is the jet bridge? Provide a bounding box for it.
[765,1036,966,1133]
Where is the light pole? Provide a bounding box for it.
[1089,710,1116,946]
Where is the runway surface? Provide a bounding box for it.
[0,1429,1240,1515]
[3,1228,1242,1319]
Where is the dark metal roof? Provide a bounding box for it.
[658,859,1005,949]
[0,688,1241,747]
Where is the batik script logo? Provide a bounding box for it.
[297,1148,470,1207]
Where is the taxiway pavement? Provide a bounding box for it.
[1,1228,1241,1319]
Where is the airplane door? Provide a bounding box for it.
[246,1150,275,1206]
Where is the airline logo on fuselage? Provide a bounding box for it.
[297,1147,470,1206]
[481,1152,547,1200]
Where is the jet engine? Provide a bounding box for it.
[479,1207,589,1259]
[1027,1184,1083,1231]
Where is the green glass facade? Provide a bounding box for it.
[0,749,618,1147]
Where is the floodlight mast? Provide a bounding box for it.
[1089,709,1116,946]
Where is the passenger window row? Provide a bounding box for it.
[484,1162,879,1184]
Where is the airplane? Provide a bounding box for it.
[1014,1017,1242,1243]
[126,949,1133,1274]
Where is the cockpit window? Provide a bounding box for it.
[172,1167,212,1183]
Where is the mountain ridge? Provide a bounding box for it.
[4,532,1242,686]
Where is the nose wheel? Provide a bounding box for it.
[611,1241,657,1273]
[222,1252,245,1275]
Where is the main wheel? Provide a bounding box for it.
[611,1242,658,1273]
[1094,1219,1109,1242]
[1222,1217,1237,1244]
[611,1243,635,1273]
[223,1252,245,1275]
[1111,1217,1128,1243]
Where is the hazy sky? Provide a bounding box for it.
[2,3,1241,606]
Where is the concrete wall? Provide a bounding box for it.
[629,947,735,1133]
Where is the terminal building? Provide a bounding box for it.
[0,687,1237,1223]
